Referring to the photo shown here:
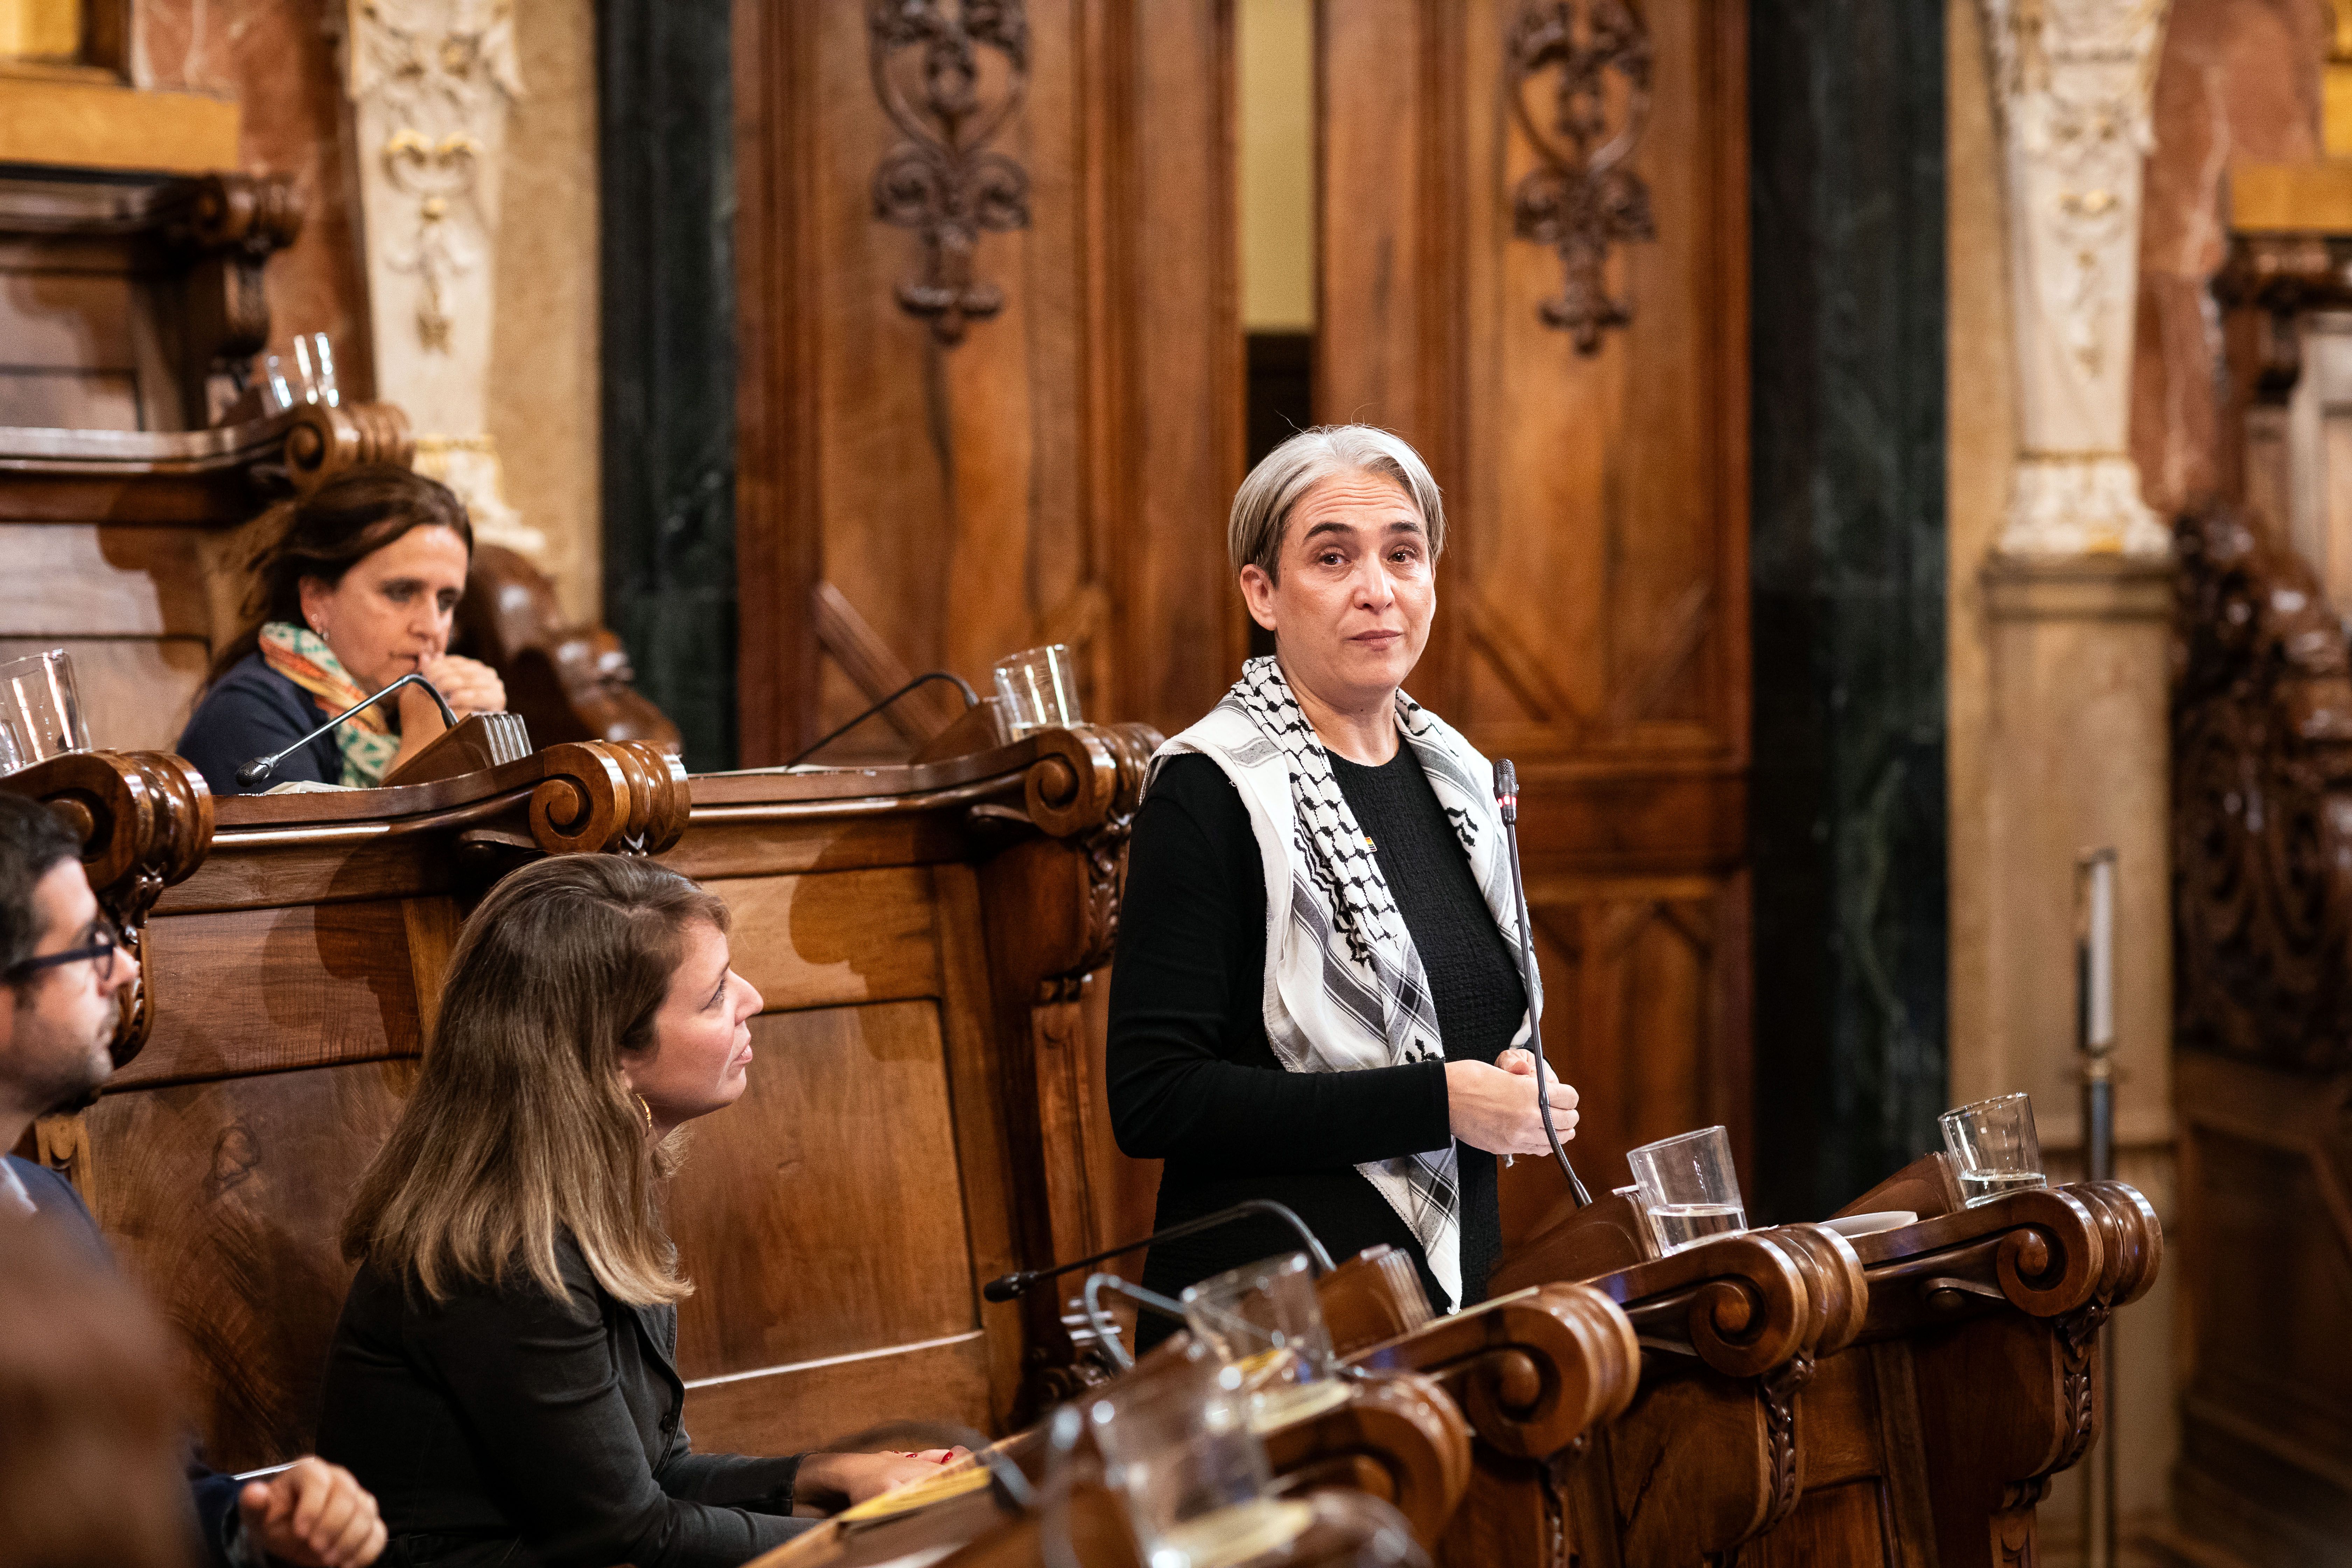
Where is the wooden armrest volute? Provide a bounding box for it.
[2,749,212,1067]
[1259,1369,1472,1546]
[1344,1282,1640,1462]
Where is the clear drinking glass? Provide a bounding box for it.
[1939,1093,2046,1206]
[1181,1252,1344,1432]
[1088,1343,1304,1568]
[992,644,1081,736]
[1626,1126,1747,1254]
[0,650,89,775]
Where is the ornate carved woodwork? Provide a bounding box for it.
[2172,507,2352,1073]
[1504,0,1657,352]
[10,724,1162,1472]
[2169,494,2352,1561]
[2,749,212,1069]
[735,2,1239,763]
[1475,1161,2162,1564]
[866,0,1034,345]
[0,167,304,430]
[1319,0,1751,1225]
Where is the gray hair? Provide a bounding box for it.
[1227,425,1445,580]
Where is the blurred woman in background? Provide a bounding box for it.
[177,467,507,795]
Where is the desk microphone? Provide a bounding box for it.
[982,1199,1335,1304]
[235,672,457,788]
[1495,758,1592,1208]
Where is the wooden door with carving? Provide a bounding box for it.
[1317,0,1750,1230]
[733,2,1246,763]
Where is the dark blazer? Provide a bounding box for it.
[1,1154,255,1568]
[316,1233,817,1568]
[175,651,344,796]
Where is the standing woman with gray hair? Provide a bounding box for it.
[1107,424,1580,1339]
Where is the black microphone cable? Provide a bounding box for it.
[785,671,979,768]
[1494,758,1592,1208]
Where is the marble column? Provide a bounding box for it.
[1970,0,2174,1152]
[343,0,544,558]
[1964,0,2179,1538]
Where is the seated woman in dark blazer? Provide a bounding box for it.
[316,855,944,1568]
[177,466,509,795]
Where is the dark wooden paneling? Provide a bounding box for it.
[668,1002,979,1380]
[706,866,943,1013]
[85,1059,419,1472]
[1321,0,1752,1224]
[113,899,435,1088]
[681,1332,994,1458]
[729,1,1242,761]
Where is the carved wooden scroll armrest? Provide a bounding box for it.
[1588,1232,1829,1379]
[2,751,212,1068]
[529,741,692,856]
[1848,1184,2139,1338]
[1345,1283,1642,1462]
[283,401,416,495]
[1259,1370,1472,1546]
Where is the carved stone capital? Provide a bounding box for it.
[1997,453,2171,557]
[1979,0,2171,556]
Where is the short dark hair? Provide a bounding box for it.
[0,793,81,975]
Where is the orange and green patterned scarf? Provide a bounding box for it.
[257,621,402,788]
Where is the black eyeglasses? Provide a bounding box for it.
[6,918,122,984]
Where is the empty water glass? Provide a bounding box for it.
[1939,1093,2045,1207]
[992,644,1081,736]
[1087,1343,1304,1568]
[1626,1126,1747,1254]
[0,650,89,775]
[1181,1252,1344,1432]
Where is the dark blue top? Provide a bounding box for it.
[4,1154,253,1568]
[176,652,344,796]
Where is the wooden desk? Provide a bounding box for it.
[1486,1159,2161,1566]
[6,723,1157,1472]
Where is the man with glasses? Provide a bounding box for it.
[0,791,387,1568]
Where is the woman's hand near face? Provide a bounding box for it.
[418,653,506,717]
[793,1449,969,1510]
[1444,1050,1579,1157]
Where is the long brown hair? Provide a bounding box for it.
[208,465,474,685]
[0,1219,197,1568]
[341,854,730,1306]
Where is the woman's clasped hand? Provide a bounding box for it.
[1444,1046,1579,1157]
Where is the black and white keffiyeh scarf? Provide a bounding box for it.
[1151,655,1539,1309]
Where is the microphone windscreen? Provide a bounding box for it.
[1495,758,1517,798]
[235,760,273,787]
[981,1273,1028,1304]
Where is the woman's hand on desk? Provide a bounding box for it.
[794,1449,972,1509]
[413,653,506,720]
[1445,1051,1580,1156]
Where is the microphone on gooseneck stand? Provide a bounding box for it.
[982,1199,1336,1304]
[234,671,458,789]
[1494,758,1593,1209]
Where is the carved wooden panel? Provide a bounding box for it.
[1321,0,1750,1217]
[734,1,1241,762]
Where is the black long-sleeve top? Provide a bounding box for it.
[175,652,345,796]
[315,1233,817,1568]
[1107,748,1527,1336]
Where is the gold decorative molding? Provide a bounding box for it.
[0,76,237,173]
